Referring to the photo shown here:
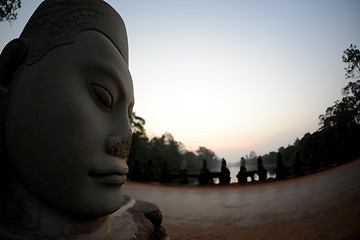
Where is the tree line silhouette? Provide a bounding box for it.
[263,44,360,177]
[127,117,221,182]
[128,44,360,184]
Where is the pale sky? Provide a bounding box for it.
[1,0,359,163]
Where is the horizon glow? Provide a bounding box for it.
[1,0,359,163]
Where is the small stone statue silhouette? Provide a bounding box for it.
[237,157,247,183]
[257,157,267,181]
[219,158,231,184]
[199,159,211,184]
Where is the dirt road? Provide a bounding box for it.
[123,159,360,240]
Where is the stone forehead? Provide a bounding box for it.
[20,0,128,65]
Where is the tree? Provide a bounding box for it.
[195,146,220,169]
[127,113,150,180]
[320,44,360,129]
[130,112,146,137]
[127,113,223,182]
[147,132,182,180]
[249,151,257,160]
[0,0,21,22]
[343,44,360,80]
[260,44,360,175]
[318,44,360,162]
[160,132,181,172]
[244,150,258,166]
[181,150,200,171]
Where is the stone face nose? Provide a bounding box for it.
[105,132,132,159]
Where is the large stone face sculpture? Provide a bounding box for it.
[0,0,167,239]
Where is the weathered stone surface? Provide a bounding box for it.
[0,195,168,239]
[0,0,168,239]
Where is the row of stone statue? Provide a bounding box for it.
[198,157,268,184]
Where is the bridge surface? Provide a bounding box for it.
[123,159,360,240]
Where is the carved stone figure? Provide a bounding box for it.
[0,0,167,239]
[257,156,267,181]
[219,158,230,184]
[198,159,211,185]
[236,157,247,183]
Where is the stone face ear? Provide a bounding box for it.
[0,38,30,91]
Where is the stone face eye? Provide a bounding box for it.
[91,83,113,109]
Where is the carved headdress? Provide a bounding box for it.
[20,0,128,65]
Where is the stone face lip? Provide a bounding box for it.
[89,166,128,185]
[89,173,127,185]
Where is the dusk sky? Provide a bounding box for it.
[1,0,359,163]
